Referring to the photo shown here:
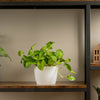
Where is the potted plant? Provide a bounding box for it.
[93,86,100,100]
[0,46,11,66]
[18,41,76,85]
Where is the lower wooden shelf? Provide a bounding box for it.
[0,81,87,92]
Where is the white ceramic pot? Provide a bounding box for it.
[34,66,57,85]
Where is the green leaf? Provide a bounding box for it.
[23,61,31,68]
[34,50,40,56]
[64,63,71,72]
[0,47,7,54]
[21,55,37,68]
[28,43,36,56]
[22,55,29,61]
[48,58,54,65]
[0,47,12,61]
[22,55,34,62]
[40,46,47,52]
[28,49,34,56]
[56,61,61,65]
[37,60,45,70]
[18,50,24,56]
[93,86,100,94]
[46,41,55,50]
[39,50,44,58]
[64,63,76,74]
[67,75,76,81]
[25,61,37,68]
[56,49,63,59]
[31,43,36,50]
[65,58,71,63]
[70,70,76,74]
[60,58,65,62]
[51,55,57,62]
[49,51,55,55]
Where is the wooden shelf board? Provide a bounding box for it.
[90,63,100,70]
[91,63,100,66]
[0,81,87,89]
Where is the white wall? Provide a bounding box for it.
[0,9,85,100]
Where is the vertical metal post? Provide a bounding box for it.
[85,4,90,100]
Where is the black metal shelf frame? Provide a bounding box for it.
[90,66,100,70]
[1,1,100,100]
[85,4,90,100]
[0,88,87,92]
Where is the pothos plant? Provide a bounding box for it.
[18,41,76,81]
[93,85,100,95]
[93,85,100,100]
[0,47,12,66]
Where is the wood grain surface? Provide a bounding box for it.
[0,81,87,88]
[91,63,100,66]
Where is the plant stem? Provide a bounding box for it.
[56,65,64,78]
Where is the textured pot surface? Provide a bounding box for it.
[34,66,57,85]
